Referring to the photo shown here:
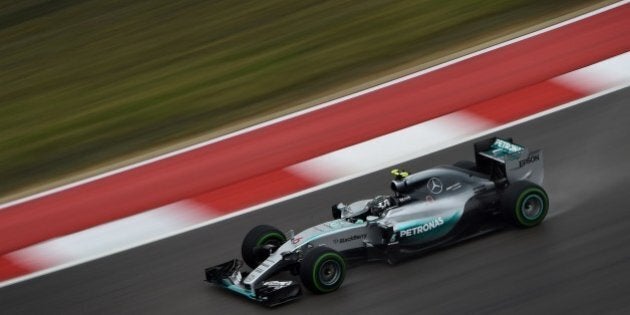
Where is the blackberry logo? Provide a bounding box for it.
[335,234,367,244]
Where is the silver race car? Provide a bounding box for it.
[205,137,549,306]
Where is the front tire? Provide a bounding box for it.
[241,225,286,269]
[300,247,346,294]
[501,181,549,228]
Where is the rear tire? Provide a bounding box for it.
[241,225,286,269]
[501,181,549,228]
[300,247,346,294]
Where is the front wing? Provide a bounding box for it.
[205,259,302,307]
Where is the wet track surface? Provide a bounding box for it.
[2,87,630,314]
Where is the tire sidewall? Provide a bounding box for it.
[300,247,346,294]
[502,181,549,228]
[241,225,286,269]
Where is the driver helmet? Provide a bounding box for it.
[369,195,391,215]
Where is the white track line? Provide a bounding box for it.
[1,0,627,210]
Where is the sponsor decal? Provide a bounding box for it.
[334,234,367,244]
[398,195,412,203]
[263,280,293,289]
[519,153,540,167]
[427,177,443,194]
[399,217,444,237]
[493,139,523,153]
[291,236,303,244]
[446,182,462,191]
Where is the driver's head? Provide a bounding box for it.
[369,195,390,215]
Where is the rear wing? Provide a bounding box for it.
[474,137,543,185]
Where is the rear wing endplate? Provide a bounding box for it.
[474,137,543,185]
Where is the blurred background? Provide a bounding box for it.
[0,0,611,200]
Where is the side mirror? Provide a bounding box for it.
[366,215,379,222]
[331,203,344,219]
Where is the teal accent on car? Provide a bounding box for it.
[487,139,524,158]
[223,279,256,299]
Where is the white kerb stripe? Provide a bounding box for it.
[553,52,630,94]
[289,111,494,182]
[6,201,214,270]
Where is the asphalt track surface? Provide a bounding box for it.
[3,87,630,314]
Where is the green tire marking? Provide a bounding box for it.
[256,232,285,246]
[515,187,548,226]
[312,252,345,293]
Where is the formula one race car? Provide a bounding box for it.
[205,137,549,306]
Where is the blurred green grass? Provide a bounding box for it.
[0,0,605,197]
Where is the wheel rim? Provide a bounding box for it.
[521,194,544,220]
[262,238,283,247]
[318,260,341,286]
[254,233,285,264]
